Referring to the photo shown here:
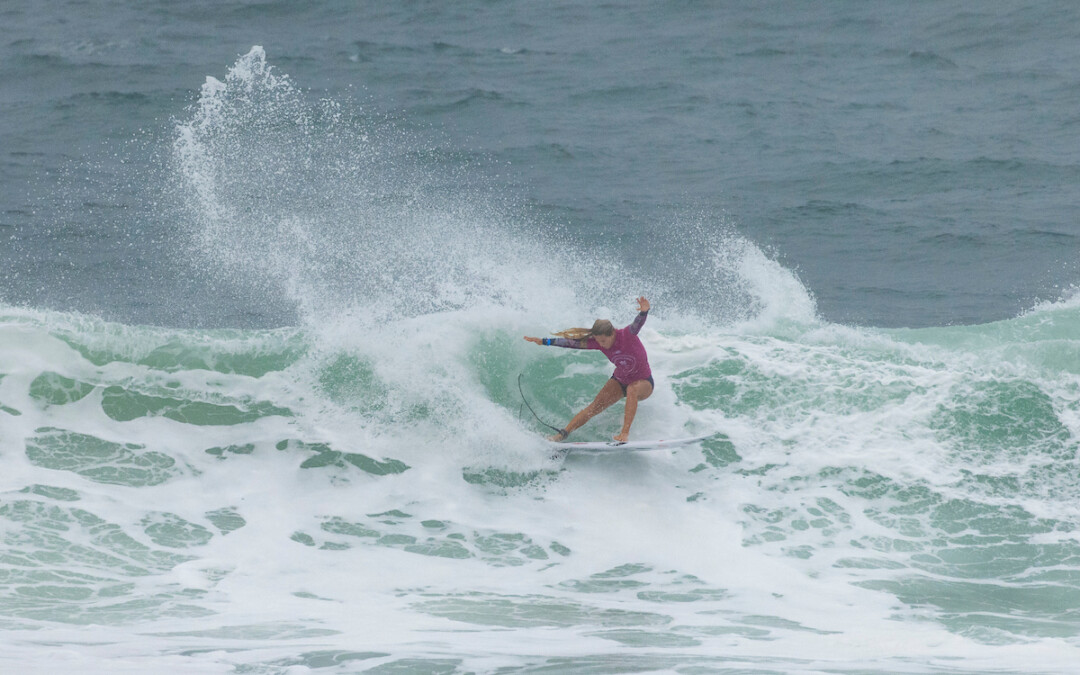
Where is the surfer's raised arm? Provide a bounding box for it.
[628,296,649,334]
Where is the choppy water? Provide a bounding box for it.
[3,2,1080,673]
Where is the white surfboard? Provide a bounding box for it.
[551,433,715,453]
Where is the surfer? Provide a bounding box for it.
[524,297,653,442]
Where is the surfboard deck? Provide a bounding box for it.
[550,433,714,453]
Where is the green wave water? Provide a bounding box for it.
[2,294,1080,673]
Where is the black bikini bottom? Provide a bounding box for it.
[610,375,654,396]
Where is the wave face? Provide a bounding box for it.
[2,48,1080,674]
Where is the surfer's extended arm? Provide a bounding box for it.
[545,337,589,349]
[524,336,588,349]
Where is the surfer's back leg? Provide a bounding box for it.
[561,378,624,438]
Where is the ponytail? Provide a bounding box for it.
[552,327,593,341]
[552,319,614,343]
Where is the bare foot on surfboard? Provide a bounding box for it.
[613,432,629,442]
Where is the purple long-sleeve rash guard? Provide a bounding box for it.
[547,311,652,385]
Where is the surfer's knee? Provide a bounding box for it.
[626,380,652,402]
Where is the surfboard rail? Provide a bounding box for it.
[550,433,715,452]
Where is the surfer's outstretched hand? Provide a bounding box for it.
[524,336,542,344]
[636,296,650,313]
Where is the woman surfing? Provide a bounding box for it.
[524,297,653,442]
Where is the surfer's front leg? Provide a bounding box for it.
[615,378,653,442]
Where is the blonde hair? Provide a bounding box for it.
[552,319,614,342]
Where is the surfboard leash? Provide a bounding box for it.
[517,373,563,435]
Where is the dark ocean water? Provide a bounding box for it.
[5,1,1080,328]
[4,2,1080,674]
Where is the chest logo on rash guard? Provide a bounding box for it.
[613,354,638,373]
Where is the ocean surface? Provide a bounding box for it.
[3,2,1080,673]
